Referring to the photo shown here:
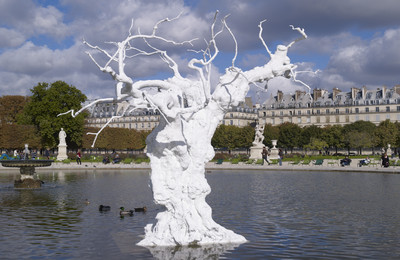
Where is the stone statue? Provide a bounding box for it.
[252,123,265,147]
[59,128,66,145]
[57,128,68,161]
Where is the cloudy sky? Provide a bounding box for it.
[1,0,399,103]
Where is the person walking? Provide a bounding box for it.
[278,149,283,166]
[76,149,82,165]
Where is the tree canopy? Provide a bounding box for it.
[19,81,87,148]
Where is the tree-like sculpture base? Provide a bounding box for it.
[64,13,309,248]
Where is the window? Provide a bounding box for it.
[326,109,330,114]
[297,111,301,115]
[376,115,380,121]
[365,107,369,113]
[355,108,359,113]
[272,111,275,117]
[280,111,283,116]
[316,110,320,114]
[263,112,266,117]
[326,116,330,123]
[386,106,390,112]
[230,120,233,125]
[397,106,400,111]
[335,109,339,114]
[297,117,301,123]
[375,107,379,112]
[345,108,350,113]
[307,117,311,123]
[307,110,311,115]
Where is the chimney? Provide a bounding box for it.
[332,88,341,99]
[277,90,283,102]
[382,85,387,99]
[313,88,322,100]
[295,90,305,101]
[394,85,400,95]
[362,85,367,99]
[351,87,360,99]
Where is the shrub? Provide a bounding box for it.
[62,159,71,164]
[231,158,240,164]
[245,159,254,164]
[123,158,133,164]
[255,159,264,165]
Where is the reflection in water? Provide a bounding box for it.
[146,243,240,260]
[1,170,400,259]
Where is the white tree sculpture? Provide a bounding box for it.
[60,13,307,246]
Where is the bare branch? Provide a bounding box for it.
[258,20,273,58]
[290,68,320,93]
[57,97,115,118]
[87,115,123,148]
[287,25,307,49]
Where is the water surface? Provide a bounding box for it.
[0,169,399,259]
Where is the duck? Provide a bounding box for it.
[120,207,134,216]
[99,205,111,211]
[134,206,147,213]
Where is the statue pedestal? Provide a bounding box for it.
[250,146,263,159]
[57,144,68,161]
[269,139,279,160]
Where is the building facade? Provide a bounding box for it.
[85,98,258,130]
[259,85,400,127]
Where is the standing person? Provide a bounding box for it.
[278,149,283,166]
[45,148,50,160]
[31,149,37,160]
[76,149,82,165]
[381,153,389,168]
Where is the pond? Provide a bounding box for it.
[0,169,399,259]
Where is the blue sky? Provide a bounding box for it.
[1,0,399,103]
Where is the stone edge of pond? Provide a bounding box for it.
[1,161,400,174]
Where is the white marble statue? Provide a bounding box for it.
[59,13,308,247]
[59,128,66,145]
[57,128,68,160]
[253,123,265,147]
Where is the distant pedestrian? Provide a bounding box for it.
[45,148,50,160]
[381,153,389,168]
[278,149,283,166]
[76,149,82,165]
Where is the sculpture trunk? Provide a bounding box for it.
[138,101,246,246]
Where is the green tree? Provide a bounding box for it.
[304,137,328,154]
[212,125,254,150]
[374,120,397,149]
[278,122,302,152]
[321,125,344,154]
[235,125,254,148]
[19,81,87,148]
[343,130,373,155]
[342,121,376,153]
[263,123,279,147]
[299,125,322,148]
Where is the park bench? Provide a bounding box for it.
[314,159,324,166]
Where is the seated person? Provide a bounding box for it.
[340,156,352,166]
[358,157,370,167]
[112,154,120,164]
[102,156,110,164]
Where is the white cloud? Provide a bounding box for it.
[0,28,26,48]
